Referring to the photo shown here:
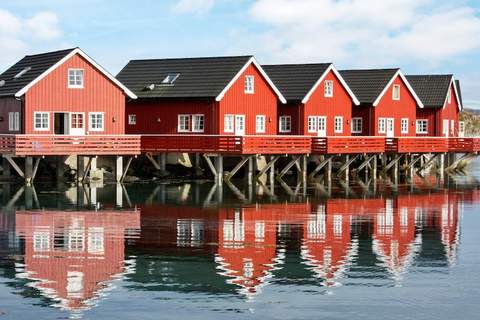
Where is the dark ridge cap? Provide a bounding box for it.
[24,47,77,57]
[340,68,400,72]
[127,55,254,62]
[262,62,333,67]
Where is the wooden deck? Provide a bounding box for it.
[0,135,141,156]
[312,137,386,154]
[386,137,449,153]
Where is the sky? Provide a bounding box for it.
[1,0,480,108]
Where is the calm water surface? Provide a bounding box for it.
[1,163,480,319]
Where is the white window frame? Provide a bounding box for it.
[224,114,234,133]
[279,116,291,133]
[324,80,333,97]
[34,112,49,131]
[307,116,317,133]
[178,114,190,133]
[351,117,362,134]
[256,115,266,133]
[450,119,455,135]
[68,68,84,88]
[334,116,343,133]
[416,119,428,134]
[447,89,452,104]
[88,112,104,132]
[378,118,386,134]
[128,114,136,125]
[245,75,255,94]
[8,112,20,131]
[459,121,465,137]
[401,118,409,134]
[192,114,205,133]
[392,84,400,100]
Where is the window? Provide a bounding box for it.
[459,121,465,136]
[161,73,180,85]
[279,116,291,133]
[447,89,452,104]
[128,114,136,125]
[378,118,386,134]
[416,119,428,134]
[392,84,400,100]
[224,114,234,133]
[192,114,205,132]
[324,80,333,97]
[8,112,19,131]
[351,117,362,133]
[68,69,84,88]
[245,76,254,94]
[89,112,104,131]
[334,116,343,133]
[71,113,84,129]
[34,112,49,131]
[401,118,409,134]
[178,115,190,132]
[307,116,317,133]
[256,115,266,133]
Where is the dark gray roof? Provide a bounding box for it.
[455,80,463,108]
[405,75,453,108]
[0,48,75,97]
[339,69,399,104]
[116,56,253,99]
[262,63,332,102]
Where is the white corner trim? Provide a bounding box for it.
[215,57,287,104]
[372,70,424,108]
[302,64,360,105]
[15,48,137,99]
[442,76,463,111]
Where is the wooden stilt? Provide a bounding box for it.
[225,156,249,182]
[215,155,223,186]
[115,156,123,182]
[25,157,33,185]
[277,155,301,180]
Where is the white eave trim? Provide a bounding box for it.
[14,48,137,99]
[215,57,287,104]
[372,70,424,108]
[442,76,463,111]
[301,64,361,106]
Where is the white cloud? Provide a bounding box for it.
[172,0,215,14]
[25,11,62,40]
[248,0,480,67]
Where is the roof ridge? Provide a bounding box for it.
[340,68,400,72]
[406,74,454,77]
[24,47,77,58]
[128,55,254,62]
[262,62,332,67]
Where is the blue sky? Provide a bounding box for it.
[1,0,479,108]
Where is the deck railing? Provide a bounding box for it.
[386,137,449,153]
[312,137,386,154]
[141,135,311,154]
[0,135,141,156]
[448,138,480,153]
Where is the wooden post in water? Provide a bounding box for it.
[215,155,224,186]
[77,156,85,182]
[1,156,11,180]
[25,157,33,185]
[115,156,123,182]
[344,155,350,184]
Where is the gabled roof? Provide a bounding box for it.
[262,63,360,105]
[339,68,424,108]
[0,47,136,99]
[455,80,463,109]
[116,56,287,103]
[406,74,462,110]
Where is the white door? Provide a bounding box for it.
[317,116,327,137]
[386,118,395,137]
[443,120,449,137]
[235,115,245,136]
[70,113,85,135]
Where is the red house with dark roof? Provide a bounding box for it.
[340,69,424,137]
[263,64,359,136]
[117,56,286,136]
[406,75,463,137]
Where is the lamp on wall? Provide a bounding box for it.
[268,117,272,123]
[157,118,161,123]
[112,116,116,122]
[0,116,3,122]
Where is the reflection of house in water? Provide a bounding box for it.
[15,210,140,312]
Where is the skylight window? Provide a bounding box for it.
[14,67,31,79]
[161,73,180,85]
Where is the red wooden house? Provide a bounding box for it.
[406,75,463,137]
[340,69,424,137]
[262,64,359,136]
[117,56,286,136]
[0,48,136,136]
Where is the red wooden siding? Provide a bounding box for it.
[125,100,216,134]
[0,97,22,134]
[219,63,278,135]
[302,70,353,136]
[24,53,126,135]
[278,103,301,135]
[416,108,437,136]
[439,83,460,137]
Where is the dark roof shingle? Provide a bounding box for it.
[262,63,331,102]
[455,80,463,108]
[405,75,453,108]
[339,69,399,104]
[116,56,253,99]
[0,48,75,97]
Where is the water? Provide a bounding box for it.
[1,164,480,319]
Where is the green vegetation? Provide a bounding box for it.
[460,109,480,136]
